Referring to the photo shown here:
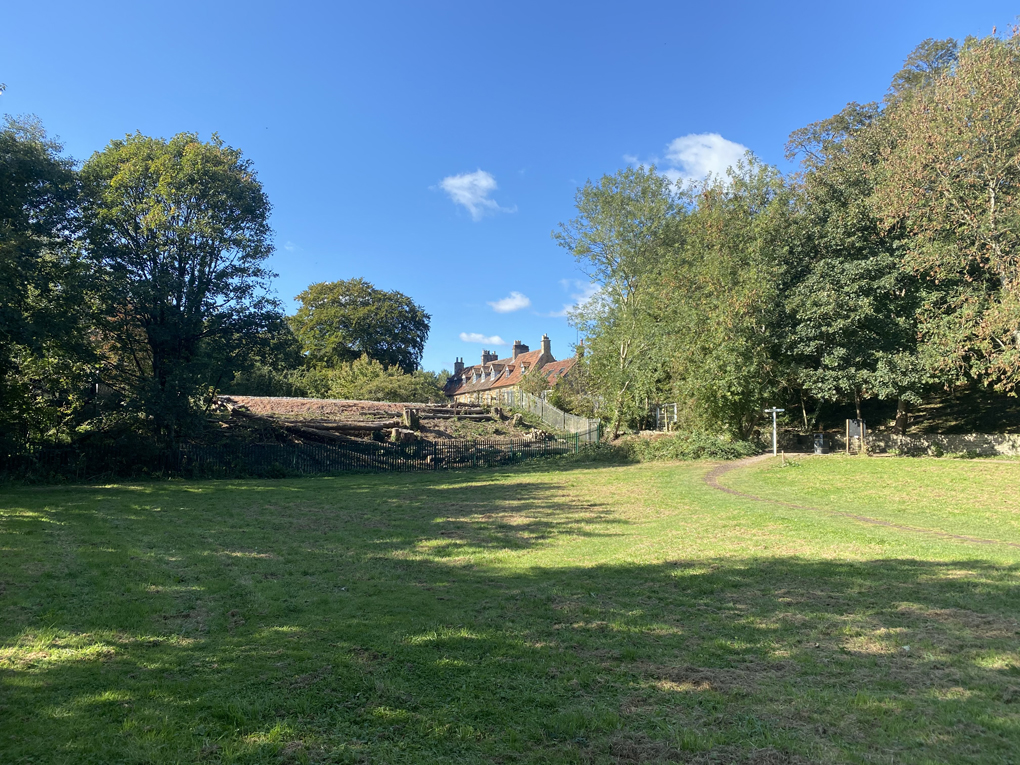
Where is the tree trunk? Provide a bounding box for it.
[895,398,909,435]
[611,380,631,439]
[854,390,862,421]
[402,408,420,431]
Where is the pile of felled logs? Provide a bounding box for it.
[417,405,490,421]
[391,405,493,442]
[217,399,497,444]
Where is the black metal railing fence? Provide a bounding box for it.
[1,434,591,482]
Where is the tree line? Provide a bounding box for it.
[1,127,439,452]
[555,32,1020,438]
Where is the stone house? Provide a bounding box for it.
[443,334,576,405]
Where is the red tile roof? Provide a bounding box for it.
[538,357,576,385]
[444,348,556,397]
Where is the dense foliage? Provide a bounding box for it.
[1,128,441,450]
[5,29,1020,453]
[82,132,279,441]
[289,278,430,374]
[558,30,1020,439]
[620,431,760,462]
[0,118,88,447]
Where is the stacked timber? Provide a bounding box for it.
[217,398,500,442]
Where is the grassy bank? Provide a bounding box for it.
[2,458,1018,763]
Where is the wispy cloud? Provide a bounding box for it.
[283,240,301,252]
[437,169,515,220]
[626,133,750,184]
[547,279,601,318]
[487,291,531,313]
[459,332,507,346]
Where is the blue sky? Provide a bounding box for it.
[3,1,1015,372]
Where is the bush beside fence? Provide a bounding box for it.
[1,434,592,482]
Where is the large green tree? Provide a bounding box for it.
[289,278,430,374]
[82,132,279,440]
[0,116,90,448]
[554,166,679,435]
[877,33,1020,391]
[662,159,796,439]
[784,102,938,429]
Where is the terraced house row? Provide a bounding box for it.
[443,334,576,405]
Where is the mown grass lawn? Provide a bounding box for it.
[1,456,1019,764]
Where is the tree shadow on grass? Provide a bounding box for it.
[3,527,1020,764]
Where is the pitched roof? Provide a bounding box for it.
[538,357,576,385]
[443,348,553,397]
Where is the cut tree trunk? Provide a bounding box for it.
[276,423,361,444]
[284,419,401,433]
[418,407,486,416]
[402,409,421,430]
[895,398,909,435]
[390,428,419,443]
[421,413,493,421]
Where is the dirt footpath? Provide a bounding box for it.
[702,454,1020,550]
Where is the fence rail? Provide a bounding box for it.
[1,434,591,482]
[502,391,602,443]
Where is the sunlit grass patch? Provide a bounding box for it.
[2,459,1020,763]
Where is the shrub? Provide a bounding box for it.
[620,430,760,462]
[227,356,448,403]
[224,364,309,397]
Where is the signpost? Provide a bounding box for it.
[764,407,785,456]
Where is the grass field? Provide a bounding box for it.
[2,456,1019,764]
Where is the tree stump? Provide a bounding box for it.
[390,427,418,443]
[402,408,421,431]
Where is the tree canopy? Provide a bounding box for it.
[555,166,679,435]
[5,26,1020,454]
[877,34,1020,391]
[558,30,1020,438]
[82,131,279,439]
[289,278,430,374]
[0,116,89,448]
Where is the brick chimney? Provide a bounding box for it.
[512,340,529,359]
[540,333,551,357]
[481,349,498,364]
[453,357,464,375]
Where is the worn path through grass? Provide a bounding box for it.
[706,454,1020,550]
[2,458,1019,764]
[722,454,1020,549]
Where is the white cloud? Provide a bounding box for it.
[664,133,749,182]
[437,169,515,220]
[283,240,301,252]
[459,332,507,346]
[487,291,531,313]
[625,133,750,184]
[548,279,601,318]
